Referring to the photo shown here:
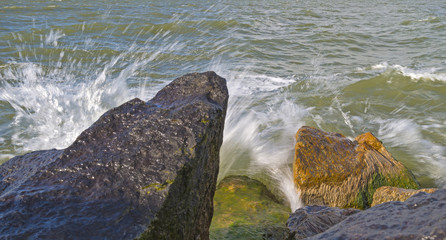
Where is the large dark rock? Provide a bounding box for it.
[287,205,359,239]
[293,126,419,209]
[308,189,446,239]
[0,72,228,239]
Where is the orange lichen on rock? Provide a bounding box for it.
[293,126,419,209]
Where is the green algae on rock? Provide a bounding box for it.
[210,175,290,240]
[293,126,419,210]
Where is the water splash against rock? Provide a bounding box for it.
[219,71,307,211]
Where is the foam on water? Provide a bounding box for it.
[219,71,305,211]
[366,62,446,82]
[0,60,132,153]
[0,22,198,158]
[2,0,446,212]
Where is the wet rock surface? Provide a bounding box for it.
[293,126,419,209]
[287,205,359,239]
[0,72,228,239]
[372,186,438,206]
[309,189,446,240]
[210,175,290,240]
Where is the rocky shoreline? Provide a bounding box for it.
[0,72,228,239]
[0,72,444,239]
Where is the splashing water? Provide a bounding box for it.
[0,60,132,153]
[1,0,446,213]
[0,26,182,160]
[44,29,65,47]
[219,71,308,210]
[376,118,446,186]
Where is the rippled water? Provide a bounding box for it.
[1,0,445,211]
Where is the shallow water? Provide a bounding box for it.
[1,0,445,211]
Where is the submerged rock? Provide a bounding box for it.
[0,72,228,239]
[372,186,438,206]
[293,126,419,209]
[309,189,446,239]
[287,205,359,239]
[210,175,290,240]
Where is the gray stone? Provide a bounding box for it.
[0,71,228,240]
[287,205,359,239]
[308,189,446,240]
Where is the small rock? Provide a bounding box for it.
[287,205,359,239]
[293,126,419,209]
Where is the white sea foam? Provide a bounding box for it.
[0,22,189,154]
[376,118,421,147]
[0,60,134,152]
[364,62,446,82]
[219,71,305,210]
[370,62,389,70]
[225,71,297,95]
[417,16,439,22]
[393,65,446,82]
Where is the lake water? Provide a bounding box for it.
[1,0,445,210]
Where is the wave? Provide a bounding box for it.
[332,65,446,187]
[362,62,446,82]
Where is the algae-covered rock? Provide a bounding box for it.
[372,186,438,206]
[309,189,446,239]
[210,175,290,240]
[293,126,419,209]
[0,72,228,239]
[287,205,359,239]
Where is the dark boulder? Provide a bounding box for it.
[308,189,446,239]
[0,71,228,239]
[287,205,359,239]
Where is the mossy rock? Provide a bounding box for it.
[210,175,290,240]
[294,126,419,210]
[371,186,438,206]
[346,170,420,209]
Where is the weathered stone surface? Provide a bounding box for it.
[287,205,359,239]
[372,186,438,206]
[309,189,446,239]
[210,175,290,240]
[0,71,228,239]
[293,126,419,209]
